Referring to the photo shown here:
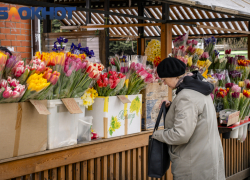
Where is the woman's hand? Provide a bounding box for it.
[159,100,171,109]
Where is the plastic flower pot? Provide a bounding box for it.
[222,132,231,139]
[230,129,239,138]
[240,125,248,142]
[238,126,244,140]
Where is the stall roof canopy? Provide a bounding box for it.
[56,1,249,38]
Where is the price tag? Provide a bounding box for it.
[30,100,50,115]
[227,111,240,126]
[117,95,131,104]
[62,98,83,114]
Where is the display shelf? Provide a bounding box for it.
[218,119,250,133]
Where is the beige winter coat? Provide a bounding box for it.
[153,89,225,180]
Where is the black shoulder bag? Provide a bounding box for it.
[148,101,170,178]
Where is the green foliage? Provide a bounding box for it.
[109,41,137,56]
[40,19,70,33]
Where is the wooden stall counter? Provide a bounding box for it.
[0,130,172,180]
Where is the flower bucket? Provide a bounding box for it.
[230,129,239,138]
[240,125,248,142]
[222,132,231,139]
[240,119,245,124]
[238,126,244,140]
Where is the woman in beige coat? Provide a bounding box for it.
[153,57,225,180]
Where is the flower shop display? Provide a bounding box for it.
[86,94,142,138]
[52,36,68,52]
[95,71,126,96]
[0,51,8,80]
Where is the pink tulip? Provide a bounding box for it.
[66,69,73,77]
[3,87,13,98]
[14,66,24,77]
[232,85,241,93]
[12,91,20,98]
[9,79,19,87]
[0,79,7,88]
[7,77,12,83]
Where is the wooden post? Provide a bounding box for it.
[161,4,173,180]
[248,22,250,59]
[86,0,91,25]
[137,2,145,55]
[104,0,110,67]
[161,4,173,102]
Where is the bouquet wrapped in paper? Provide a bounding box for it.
[95,71,126,96]
[145,39,161,63]
[20,73,50,102]
[214,56,227,70]
[0,51,8,81]
[186,39,198,47]
[11,60,31,84]
[204,36,216,57]
[0,77,25,103]
[226,83,234,108]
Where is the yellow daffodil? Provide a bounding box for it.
[81,88,98,108]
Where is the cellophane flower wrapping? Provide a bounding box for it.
[109,55,121,72]
[230,85,241,110]
[81,88,98,108]
[215,70,226,87]
[225,83,234,108]
[95,71,126,96]
[214,56,228,70]
[237,59,250,81]
[125,62,154,95]
[20,73,50,102]
[0,51,8,81]
[215,88,229,111]
[3,54,20,78]
[173,32,189,48]
[0,77,25,103]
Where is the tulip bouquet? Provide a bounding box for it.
[69,61,104,98]
[214,88,229,111]
[204,36,216,56]
[229,70,242,84]
[120,56,129,74]
[225,49,231,57]
[0,77,25,103]
[215,70,226,87]
[237,59,250,81]
[20,73,50,102]
[109,56,121,72]
[186,39,198,47]
[227,57,237,71]
[214,57,228,70]
[11,60,30,84]
[226,83,234,108]
[35,68,60,100]
[231,85,241,110]
[95,71,126,96]
[0,51,8,80]
[173,32,189,47]
[125,62,154,95]
[238,90,250,121]
[3,55,20,78]
[186,46,196,56]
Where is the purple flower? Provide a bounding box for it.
[232,92,240,98]
[226,83,234,88]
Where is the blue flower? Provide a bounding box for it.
[77,43,82,49]
[64,38,68,43]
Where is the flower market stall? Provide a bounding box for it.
[1,0,250,180]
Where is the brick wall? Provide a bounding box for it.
[0,3,32,60]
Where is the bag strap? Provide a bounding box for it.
[153,101,166,133]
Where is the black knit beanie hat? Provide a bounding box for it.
[157,57,186,78]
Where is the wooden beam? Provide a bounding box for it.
[197,25,250,34]
[104,0,109,67]
[109,34,139,38]
[79,23,162,29]
[86,0,91,24]
[0,131,152,180]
